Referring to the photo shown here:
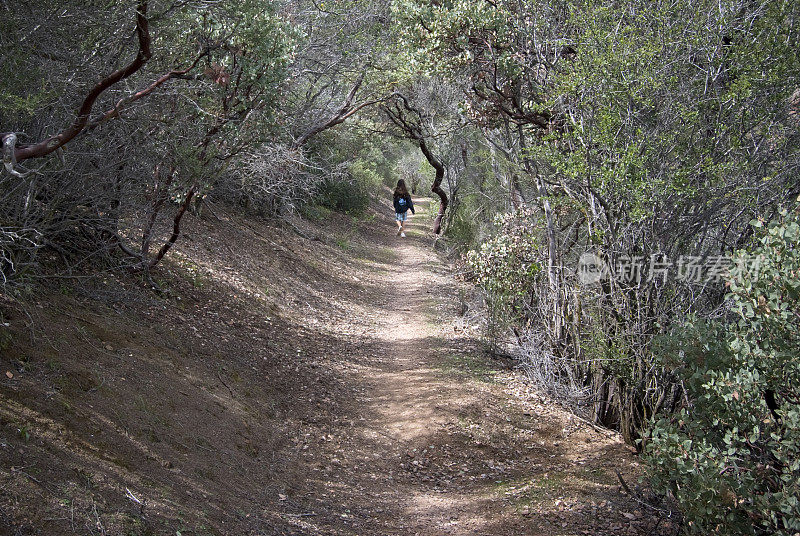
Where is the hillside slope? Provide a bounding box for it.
[0,198,673,535]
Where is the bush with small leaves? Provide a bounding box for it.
[465,210,542,299]
[645,204,800,535]
[317,159,382,215]
[465,210,542,348]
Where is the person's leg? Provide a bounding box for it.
[396,216,403,235]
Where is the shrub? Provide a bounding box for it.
[465,210,542,297]
[645,204,800,535]
[445,194,479,249]
[465,210,542,349]
[317,159,381,215]
[225,144,324,215]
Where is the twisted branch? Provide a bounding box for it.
[13,1,152,163]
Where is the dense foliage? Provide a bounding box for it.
[0,0,397,282]
[2,0,799,530]
[646,205,800,535]
[1,0,299,279]
[395,0,799,443]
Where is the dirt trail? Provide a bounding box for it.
[279,200,671,536]
[0,197,674,536]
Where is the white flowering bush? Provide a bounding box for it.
[465,211,542,347]
[465,211,542,298]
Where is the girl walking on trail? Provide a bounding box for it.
[393,179,415,237]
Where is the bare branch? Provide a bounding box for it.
[148,187,196,269]
[292,72,387,148]
[2,133,27,178]
[85,50,209,132]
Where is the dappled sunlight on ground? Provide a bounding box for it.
[0,196,674,535]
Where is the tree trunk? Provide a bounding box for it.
[518,126,562,344]
[418,137,448,234]
[148,187,195,269]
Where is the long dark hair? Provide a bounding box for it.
[394,179,408,198]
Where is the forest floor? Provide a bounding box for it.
[0,195,677,535]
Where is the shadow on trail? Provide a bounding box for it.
[0,197,666,536]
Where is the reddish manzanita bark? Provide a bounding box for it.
[12,1,152,163]
[419,137,448,235]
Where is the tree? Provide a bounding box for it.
[1,0,296,282]
[392,0,800,442]
[383,92,450,233]
[281,0,395,148]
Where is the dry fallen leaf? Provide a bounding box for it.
[5,371,12,379]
